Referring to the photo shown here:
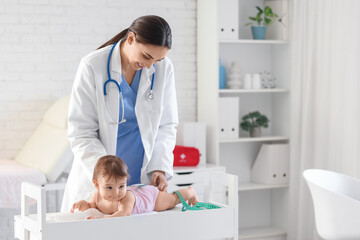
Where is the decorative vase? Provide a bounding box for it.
[227,62,242,89]
[251,26,267,40]
[260,71,277,88]
[219,59,226,89]
[250,127,261,137]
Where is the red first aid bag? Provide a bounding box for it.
[173,145,200,166]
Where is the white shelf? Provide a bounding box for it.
[219,39,288,44]
[220,136,289,143]
[239,226,287,239]
[238,182,289,191]
[219,88,290,94]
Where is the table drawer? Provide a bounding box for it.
[168,181,204,191]
[170,170,208,184]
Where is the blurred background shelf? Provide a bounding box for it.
[219,39,289,44]
[238,182,289,191]
[238,226,287,239]
[219,89,290,94]
[220,136,289,143]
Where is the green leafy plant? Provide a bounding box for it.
[246,6,278,26]
[240,111,269,132]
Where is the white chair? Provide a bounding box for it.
[0,95,73,239]
[303,169,360,240]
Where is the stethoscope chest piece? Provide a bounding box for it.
[145,90,155,102]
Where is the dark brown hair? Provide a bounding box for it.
[93,155,129,181]
[97,15,172,50]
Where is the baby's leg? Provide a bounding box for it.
[154,187,198,211]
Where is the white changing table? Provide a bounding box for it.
[14,172,238,240]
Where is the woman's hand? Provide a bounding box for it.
[70,200,91,213]
[150,171,168,191]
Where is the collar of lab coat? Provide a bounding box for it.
[110,41,155,80]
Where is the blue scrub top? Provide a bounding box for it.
[116,70,144,185]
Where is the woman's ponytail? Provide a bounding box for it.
[97,28,129,50]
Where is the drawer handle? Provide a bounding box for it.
[175,183,193,187]
[175,172,194,175]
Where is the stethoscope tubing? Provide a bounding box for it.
[104,42,155,124]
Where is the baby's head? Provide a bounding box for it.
[93,155,129,202]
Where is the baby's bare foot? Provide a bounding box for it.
[187,187,198,206]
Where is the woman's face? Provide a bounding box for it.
[125,32,169,70]
[94,176,128,202]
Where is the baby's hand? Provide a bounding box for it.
[70,200,91,213]
[86,216,97,220]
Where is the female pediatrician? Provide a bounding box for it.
[61,15,178,211]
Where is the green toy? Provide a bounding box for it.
[174,191,221,211]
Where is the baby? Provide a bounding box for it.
[70,155,198,218]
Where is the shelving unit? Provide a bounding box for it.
[197,0,291,239]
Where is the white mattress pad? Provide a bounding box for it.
[18,206,184,223]
[0,159,47,208]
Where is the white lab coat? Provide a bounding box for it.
[61,42,178,211]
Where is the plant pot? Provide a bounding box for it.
[250,127,261,137]
[251,26,267,40]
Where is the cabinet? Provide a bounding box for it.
[167,164,226,203]
[197,0,291,239]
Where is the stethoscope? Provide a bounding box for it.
[103,42,155,125]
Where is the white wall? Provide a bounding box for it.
[0,0,197,159]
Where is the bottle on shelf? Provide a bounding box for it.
[252,73,262,89]
[243,74,252,89]
[219,58,226,89]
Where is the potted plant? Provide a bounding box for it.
[240,111,269,137]
[246,6,278,40]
